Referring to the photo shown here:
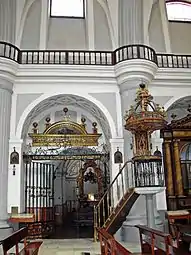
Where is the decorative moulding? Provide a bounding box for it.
[114,59,158,89]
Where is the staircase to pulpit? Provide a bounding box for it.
[94,161,139,237]
[94,158,165,239]
[94,84,167,239]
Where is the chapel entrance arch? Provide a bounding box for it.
[19,94,114,238]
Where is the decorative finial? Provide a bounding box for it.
[32,122,38,134]
[171,113,177,120]
[92,122,97,134]
[63,107,68,115]
[135,83,152,112]
[81,117,86,129]
[139,83,145,89]
[45,117,51,129]
[187,104,191,113]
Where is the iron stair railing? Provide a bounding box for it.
[94,160,133,240]
[94,159,165,240]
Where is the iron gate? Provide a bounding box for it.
[24,161,55,238]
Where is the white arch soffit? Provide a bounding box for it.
[16,93,117,139]
[16,0,37,47]
[164,94,191,111]
[96,0,117,49]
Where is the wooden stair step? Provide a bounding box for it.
[105,191,140,235]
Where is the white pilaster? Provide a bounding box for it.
[39,0,49,49]
[8,139,24,213]
[158,0,171,53]
[10,93,17,138]
[0,0,16,43]
[110,138,124,179]
[86,0,95,50]
[119,0,143,45]
[151,130,167,211]
[143,0,153,45]
[0,81,13,238]
[110,138,124,206]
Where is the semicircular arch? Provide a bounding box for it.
[16,93,117,140]
[164,94,191,111]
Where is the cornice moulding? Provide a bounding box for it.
[17,64,115,78]
[155,69,191,84]
[1,57,191,90]
[0,58,18,84]
[114,59,158,88]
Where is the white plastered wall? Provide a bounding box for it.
[15,0,115,50]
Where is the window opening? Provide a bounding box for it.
[166,1,191,21]
[50,0,85,18]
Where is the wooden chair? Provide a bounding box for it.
[1,227,42,255]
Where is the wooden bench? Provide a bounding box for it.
[97,227,132,255]
[1,227,42,255]
[136,225,174,255]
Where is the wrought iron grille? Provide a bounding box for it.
[133,159,164,187]
[24,162,55,238]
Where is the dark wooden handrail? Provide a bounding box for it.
[97,227,132,255]
[136,225,174,255]
[136,224,172,238]
[1,41,191,68]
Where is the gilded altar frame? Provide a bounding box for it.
[161,113,191,210]
[28,117,101,147]
[77,160,103,199]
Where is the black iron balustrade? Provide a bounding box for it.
[133,158,164,188]
[0,41,20,62]
[114,44,157,64]
[0,40,191,68]
[20,50,113,65]
[157,53,191,68]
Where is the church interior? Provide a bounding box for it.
[1,0,191,254]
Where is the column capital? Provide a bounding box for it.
[109,138,124,144]
[173,138,180,143]
[163,140,171,144]
[9,138,23,145]
[0,79,13,93]
[115,59,158,93]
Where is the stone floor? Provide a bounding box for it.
[38,238,141,255]
[0,237,141,255]
[38,239,101,255]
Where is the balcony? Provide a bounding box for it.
[0,41,191,68]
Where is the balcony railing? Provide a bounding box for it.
[0,41,191,68]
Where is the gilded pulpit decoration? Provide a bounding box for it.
[10,147,19,164]
[124,83,167,160]
[124,84,166,187]
[28,107,102,147]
